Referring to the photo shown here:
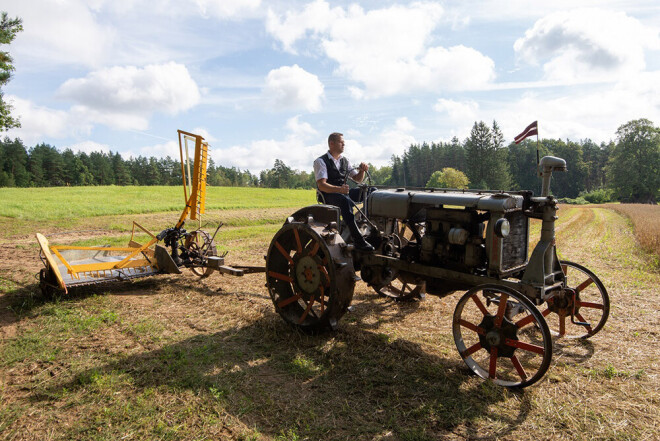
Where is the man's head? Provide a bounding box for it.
[328,132,345,156]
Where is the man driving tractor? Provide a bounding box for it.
[313,132,374,252]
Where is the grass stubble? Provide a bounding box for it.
[0,195,659,440]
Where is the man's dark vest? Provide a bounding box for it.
[318,153,349,188]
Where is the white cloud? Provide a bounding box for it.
[265,0,340,52]
[213,116,417,174]
[210,116,323,173]
[190,127,218,142]
[194,0,261,19]
[129,140,180,159]
[262,65,325,112]
[8,0,117,68]
[57,62,200,130]
[434,98,479,121]
[394,117,415,132]
[464,70,659,144]
[285,115,318,138]
[5,96,92,144]
[267,2,495,98]
[514,9,660,82]
[58,63,199,114]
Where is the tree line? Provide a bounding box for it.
[1,118,658,203]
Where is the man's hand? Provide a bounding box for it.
[339,184,349,194]
[358,162,369,172]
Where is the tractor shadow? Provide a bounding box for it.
[41,307,534,440]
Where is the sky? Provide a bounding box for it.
[3,0,660,174]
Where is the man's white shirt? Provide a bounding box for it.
[313,151,358,182]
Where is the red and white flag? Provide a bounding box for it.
[514,121,538,144]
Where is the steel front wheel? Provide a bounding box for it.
[543,261,610,339]
[266,221,355,333]
[453,284,553,388]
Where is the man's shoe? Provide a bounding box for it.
[354,239,374,252]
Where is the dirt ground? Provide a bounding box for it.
[0,206,658,440]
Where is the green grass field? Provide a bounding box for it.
[0,187,658,441]
[0,186,316,220]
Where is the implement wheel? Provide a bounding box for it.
[184,230,217,278]
[453,284,552,388]
[543,261,610,339]
[266,219,355,333]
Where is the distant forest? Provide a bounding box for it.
[1,118,658,203]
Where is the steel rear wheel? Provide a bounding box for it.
[453,284,553,388]
[543,261,610,339]
[374,273,426,301]
[266,220,355,333]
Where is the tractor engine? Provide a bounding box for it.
[364,188,531,294]
[418,207,487,271]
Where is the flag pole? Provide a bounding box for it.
[536,125,540,168]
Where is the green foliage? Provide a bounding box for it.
[426,167,469,189]
[607,118,660,203]
[580,188,615,204]
[557,197,589,205]
[464,121,511,190]
[0,12,23,131]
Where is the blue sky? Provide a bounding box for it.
[4,0,660,174]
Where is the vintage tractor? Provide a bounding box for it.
[265,156,610,387]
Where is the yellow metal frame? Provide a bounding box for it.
[37,130,212,292]
[176,130,209,229]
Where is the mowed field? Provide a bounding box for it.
[0,187,658,441]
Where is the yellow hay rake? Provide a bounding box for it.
[36,130,261,296]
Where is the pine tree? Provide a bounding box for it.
[0,12,23,131]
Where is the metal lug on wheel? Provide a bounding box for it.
[265,219,356,333]
[453,284,553,388]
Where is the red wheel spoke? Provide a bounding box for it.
[504,338,545,355]
[308,241,320,257]
[298,296,315,324]
[494,293,508,328]
[575,278,594,293]
[559,313,566,336]
[319,286,325,314]
[511,355,528,380]
[401,282,408,295]
[577,301,604,310]
[458,319,485,335]
[542,308,551,317]
[561,264,568,275]
[575,312,593,332]
[462,342,482,357]
[274,241,294,265]
[489,347,498,379]
[269,271,293,283]
[277,294,302,308]
[318,265,331,286]
[293,228,303,254]
[515,314,536,329]
[471,294,489,316]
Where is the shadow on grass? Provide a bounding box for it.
[39,308,533,440]
[5,276,593,439]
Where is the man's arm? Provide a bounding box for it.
[352,162,369,183]
[317,178,349,195]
